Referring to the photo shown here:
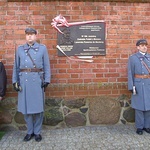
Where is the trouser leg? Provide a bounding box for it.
[135,109,144,129]
[144,110,150,128]
[33,112,43,135]
[24,114,34,134]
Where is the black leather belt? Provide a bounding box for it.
[20,68,43,72]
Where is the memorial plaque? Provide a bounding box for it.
[57,22,106,56]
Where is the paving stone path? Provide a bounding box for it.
[0,124,150,150]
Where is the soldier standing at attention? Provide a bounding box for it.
[12,28,51,142]
[0,61,7,101]
[128,39,150,135]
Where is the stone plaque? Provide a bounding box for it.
[57,22,106,56]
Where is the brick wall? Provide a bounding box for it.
[0,0,150,98]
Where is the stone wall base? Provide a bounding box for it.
[0,95,134,131]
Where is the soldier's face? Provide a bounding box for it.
[137,44,148,53]
[26,33,36,45]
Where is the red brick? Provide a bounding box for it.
[71,74,79,78]
[80,73,95,79]
[68,79,83,83]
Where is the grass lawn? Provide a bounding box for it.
[0,131,6,140]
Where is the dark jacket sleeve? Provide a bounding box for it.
[0,62,7,97]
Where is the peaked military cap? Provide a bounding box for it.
[136,39,148,46]
[25,28,37,34]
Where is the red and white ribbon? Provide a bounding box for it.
[56,45,93,63]
[51,14,104,34]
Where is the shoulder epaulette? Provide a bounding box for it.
[18,45,24,48]
[40,44,46,47]
[130,53,134,57]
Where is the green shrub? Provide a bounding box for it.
[0,131,5,140]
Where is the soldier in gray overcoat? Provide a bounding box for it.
[128,39,150,135]
[12,28,51,142]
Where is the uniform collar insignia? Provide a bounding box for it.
[137,52,150,61]
[140,57,144,61]
[136,52,144,60]
[30,42,39,51]
[24,42,39,52]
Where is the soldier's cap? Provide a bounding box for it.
[25,28,37,35]
[136,39,148,46]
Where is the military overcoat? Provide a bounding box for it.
[0,61,7,97]
[128,52,150,111]
[12,42,51,114]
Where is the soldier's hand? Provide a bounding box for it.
[13,82,22,92]
[41,82,49,88]
[129,90,133,93]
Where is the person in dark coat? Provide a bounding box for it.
[128,39,150,135]
[12,28,51,142]
[0,61,7,101]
